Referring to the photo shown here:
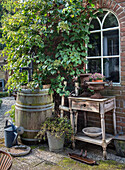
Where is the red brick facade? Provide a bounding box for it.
[84,0,125,134]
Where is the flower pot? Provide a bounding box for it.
[86,82,106,99]
[92,80,103,82]
[47,131,64,152]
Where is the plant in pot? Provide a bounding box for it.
[89,73,105,82]
[36,115,73,152]
[86,73,106,99]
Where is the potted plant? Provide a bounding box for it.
[36,115,73,152]
[89,73,105,82]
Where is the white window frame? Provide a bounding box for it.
[86,9,120,85]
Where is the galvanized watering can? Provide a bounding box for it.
[4,120,18,148]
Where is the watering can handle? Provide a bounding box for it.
[12,132,18,145]
[5,120,16,131]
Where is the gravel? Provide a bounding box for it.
[0,96,16,138]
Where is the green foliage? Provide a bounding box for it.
[36,115,73,141]
[0,98,2,107]
[0,0,96,95]
[5,104,15,122]
[0,91,8,97]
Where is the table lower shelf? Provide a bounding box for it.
[74,132,114,146]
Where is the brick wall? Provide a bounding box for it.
[83,0,125,135]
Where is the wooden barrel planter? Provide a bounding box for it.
[15,88,53,145]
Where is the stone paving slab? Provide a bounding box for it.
[0,97,125,169]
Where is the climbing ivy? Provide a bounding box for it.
[0,0,97,95]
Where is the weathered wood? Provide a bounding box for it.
[75,133,113,146]
[59,105,69,112]
[15,89,53,144]
[74,111,78,134]
[0,150,12,170]
[68,96,116,160]
[60,81,67,118]
[75,82,79,96]
[72,100,99,113]
[113,98,117,135]
[84,111,87,127]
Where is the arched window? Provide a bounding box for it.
[87,10,120,83]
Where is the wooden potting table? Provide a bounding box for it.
[68,96,117,159]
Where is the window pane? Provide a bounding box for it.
[89,19,100,31]
[88,32,101,57]
[103,30,119,56]
[96,11,107,22]
[88,59,101,73]
[103,13,118,29]
[104,58,119,82]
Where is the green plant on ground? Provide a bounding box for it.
[4,104,15,122]
[36,115,73,142]
[0,98,2,107]
[0,91,8,97]
[0,0,98,96]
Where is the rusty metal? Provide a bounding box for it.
[68,150,98,165]
[19,52,34,83]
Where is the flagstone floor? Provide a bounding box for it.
[0,96,125,169]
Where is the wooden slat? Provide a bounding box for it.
[0,154,7,169]
[75,133,113,146]
[2,155,8,169]
[72,100,99,113]
[0,151,12,170]
[59,105,69,112]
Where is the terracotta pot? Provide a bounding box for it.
[92,80,103,82]
[86,82,106,99]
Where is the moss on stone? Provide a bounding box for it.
[54,157,125,170]
[30,145,38,149]
[38,146,46,151]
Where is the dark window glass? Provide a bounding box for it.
[103,30,119,56]
[88,32,101,57]
[96,11,107,22]
[103,58,119,82]
[89,19,100,31]
[103,13,118,29]
[88,59,101,73]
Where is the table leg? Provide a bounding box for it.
[83,111,87,127]
[102,143,107,160]
[74,111,78,134]
[72,135,75,150]
[113,98,117,135]
[100,103,107,159]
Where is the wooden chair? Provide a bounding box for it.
[0,150,12,170]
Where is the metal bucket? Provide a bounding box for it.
[4,120,18,148]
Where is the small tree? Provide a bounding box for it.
[1,0,96,95]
